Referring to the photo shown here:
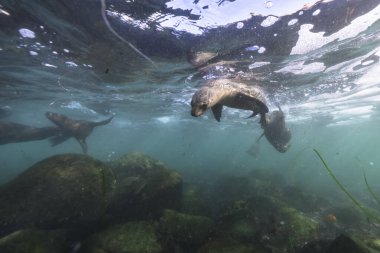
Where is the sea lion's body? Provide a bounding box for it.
[0,121,61,145]
[191,79,269,122]
[259,106,291,153]
[45,112,113,154]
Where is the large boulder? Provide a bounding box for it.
[327,234,375,253]
[83,221,163,253]
[0,154,116,236]
[108,153,183,219]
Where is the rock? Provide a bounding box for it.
[214,200,257,243]
[272,203,320,250]
[197,238,269,253]
[366,238,380,251]
[0,229,70,253]
[180,183,211,216]
[84,221,163,253]
[108,153,183,219]
[296,239,332,253]
[0,154,116,236]
[327,234,374,253]
[158,209,214,247]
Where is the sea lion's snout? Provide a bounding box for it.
[45,111,55,120]
[191,110,198,117]
[191,107,206,117]
[190,95,208,117]
[276,143,290,153]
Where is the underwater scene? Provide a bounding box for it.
[1,0,380,252]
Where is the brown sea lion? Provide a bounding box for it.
[191,78,269,123]
[0,121,61,145]
[45,112,113,154]
[257,105,291,153]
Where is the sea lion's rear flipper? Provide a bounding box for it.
[93,116,113,127]
[211,104,223,122]
[256,132,265,143]
[246,142,259,157]
[245,111,258,119]
[75,137,88,154]
[49,134,71,146]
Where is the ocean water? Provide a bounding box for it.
[1,0,380,251]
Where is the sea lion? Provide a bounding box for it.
[257,105,291,153]
[0,121,61,145]
[191,78,269,123]
[45,112,113,154]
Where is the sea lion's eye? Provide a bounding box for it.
[200,103,207,110]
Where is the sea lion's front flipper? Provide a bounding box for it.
[49,134,71,146]
[76,137,88,154]
[211,104,223,122]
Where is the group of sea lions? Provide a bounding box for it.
[0,112,113,154]
[1,79,289,155]
[190,78,291,153]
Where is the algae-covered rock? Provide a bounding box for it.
[0,229,70,253]
[84,221,162,253]
[214,200,257,243]
[180,183,211,216]
[197,239,268,253]
[271,202,320,250]
[0,154,116,236]
[366,238,380,251]
[158,209,214,247]
[108,153,183,219]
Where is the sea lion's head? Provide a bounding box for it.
[45,112,67,127]
[191,87,219,117]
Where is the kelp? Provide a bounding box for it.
[363,169,380,207]
[313,148,380,223]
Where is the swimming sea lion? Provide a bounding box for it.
[257,105,291,153]
[191,78,269,123]
[45,112,113,154]
[0,121,61,145]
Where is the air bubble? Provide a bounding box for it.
[236,22,244,29]
[264,1,273,8]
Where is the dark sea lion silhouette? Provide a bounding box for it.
[0,121,61,145]
[45,112,113,154]
[258,105,291,153]
[191,78,268,123]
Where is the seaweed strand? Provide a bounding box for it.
[100,0,156,66]
[363,169,380,207]
[313,148,380,223]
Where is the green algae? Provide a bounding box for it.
[158,209,214,247]
[85,221,162,253]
